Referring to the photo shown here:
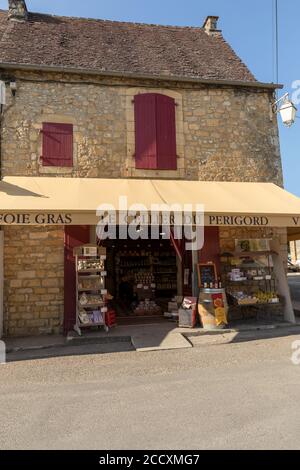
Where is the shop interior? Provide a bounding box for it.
[101,234,180,325]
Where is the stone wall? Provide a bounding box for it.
[3,226,64,336]
[1,70,283,185]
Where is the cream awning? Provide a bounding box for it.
[0,176,300,228]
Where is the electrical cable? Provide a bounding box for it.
[275,0,279,87]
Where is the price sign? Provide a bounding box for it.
[197,263,217,288]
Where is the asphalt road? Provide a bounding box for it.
[1,328,300,450]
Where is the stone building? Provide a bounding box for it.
[0,0,298,337]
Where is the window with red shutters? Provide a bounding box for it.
[156,94,177,170]
[134,94,157,170]
[42,122,73,167]
[134,93,177,170]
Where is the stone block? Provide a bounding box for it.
[17,271,36,280]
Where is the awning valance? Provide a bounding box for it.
[0,176,300,228]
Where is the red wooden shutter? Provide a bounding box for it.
[42,122,73,167]
[134,94,157,169]
[156,94,177,170]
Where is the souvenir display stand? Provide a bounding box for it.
[222,251,278,304]
[220,239,289,321]
[73,244,108,335]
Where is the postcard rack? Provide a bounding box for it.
[73,244,108,336]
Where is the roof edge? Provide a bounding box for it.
[0,62,283,90]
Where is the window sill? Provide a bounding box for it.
[39,166,74,174]
[130,168,182,178]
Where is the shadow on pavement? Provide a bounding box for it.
[6,340,134,363]
[228,326,300,344]
[185,324,300,348]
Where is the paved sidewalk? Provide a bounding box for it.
[3,319,300,357]
[4,334,66,352]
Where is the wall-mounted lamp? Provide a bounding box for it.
[9,80,17,97]
[273,93,297,127]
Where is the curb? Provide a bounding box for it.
[66,335,132,345]
[6,342,66,354]
[6,335,132,354]
[185,322,300,338]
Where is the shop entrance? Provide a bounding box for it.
[102,236,180,324]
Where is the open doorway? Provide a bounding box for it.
[101,235,180,325]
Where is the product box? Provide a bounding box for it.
[235,239,271,252]
[137,287,154,300]
[178,308,197,328]
[105,310,117,327]
[168,302,179,312]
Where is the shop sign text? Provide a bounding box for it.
[0,213,72,225]
[208,215,270,226]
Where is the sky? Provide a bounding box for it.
[0,0,299,195]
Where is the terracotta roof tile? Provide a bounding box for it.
[0,9,256,82]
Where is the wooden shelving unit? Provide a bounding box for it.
[152,253,177,294]
[220,250,281,319]
[73,244,108,336]
[115,247,177,298]
[229,250,278,258]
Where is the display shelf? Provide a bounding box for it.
[78,269,107,274]
[79,302,105,308]
[118,254,150,258]
[154,271,177,275]
[78,322,105,328]
[78,274,102,278]
[237,301,281,307]
[119,264,151,267]
[115,245,177,302]
[225,251,278,258]
[226,279,275,284]
[152,262,176,266]
[223,263,273,269]
[221,247,282,317]
[156,286,177,291]
[153,262,175,264]
[74,244,108,336]
[78,288,103,292]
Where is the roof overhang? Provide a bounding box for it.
[0,62,283,90]
[0,177,299,227]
